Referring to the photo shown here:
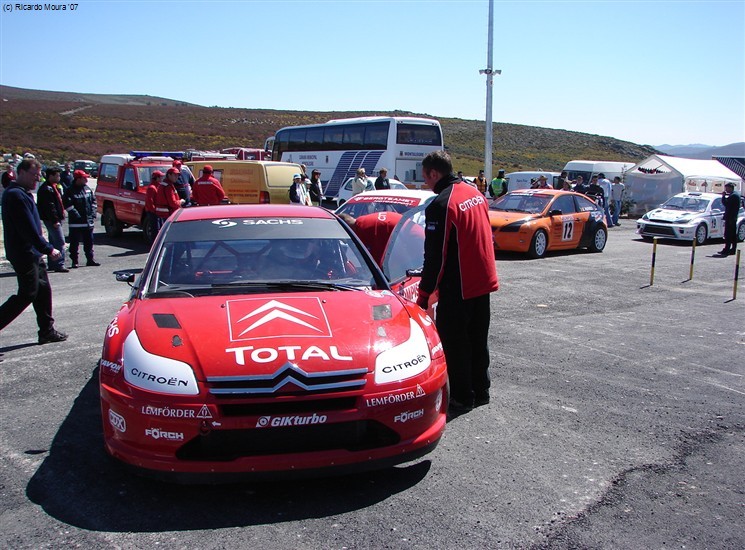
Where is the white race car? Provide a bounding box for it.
[637,191,745,245]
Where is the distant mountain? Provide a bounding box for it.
[655,143,745,159]
[0,84,196,107]
[0,85,659,175]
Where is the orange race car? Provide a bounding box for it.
[488,189,608,258]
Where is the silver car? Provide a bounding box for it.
[636,191,745,245]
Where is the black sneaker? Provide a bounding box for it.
[448,398,474,414]
[70,263,78,269]
[475,392,490,407]
[38,329,68,345]
[53,267,70,273]
[86,260,101,267]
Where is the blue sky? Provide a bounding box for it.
[1,0,743,147]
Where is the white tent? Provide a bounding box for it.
[624,155,742,216]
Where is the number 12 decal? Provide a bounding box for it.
[562,221,574,241]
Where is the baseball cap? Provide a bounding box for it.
[172,160,183,167]
[203,165,213,173]
[73,169,90,180]
[167,167,180,176]
[151,170,165,179]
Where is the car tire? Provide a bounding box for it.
[528,229,548,259]
[737,221,745,242]
[694,223,707,246]
[142,215,158,245]
[103,206,123,238]
[588,225,607,253]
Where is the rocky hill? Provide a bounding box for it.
[0,85,659,174]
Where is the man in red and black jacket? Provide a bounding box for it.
[417,151,499,413]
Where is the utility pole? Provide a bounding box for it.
[479,0,501,184]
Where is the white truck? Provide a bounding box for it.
[504,171,561,191]
[562,160,635,184]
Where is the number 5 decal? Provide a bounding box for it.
[562,221,574,241]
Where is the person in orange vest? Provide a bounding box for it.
[191,165,226,206]
[154,168,184,221]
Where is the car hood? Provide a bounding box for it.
[131,291,414,378]
[488,210,539,228]
[645,209,701,222]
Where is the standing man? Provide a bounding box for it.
[473,169,487,195]
[374,168,391,190]
[489,169,508,198]
[36,167,68,272]
[59,163,73,190]
[63,170,99,268]
[1,162,16,189]
[416,151,499,413]
[154,167,185,221]
[611,176,625,226]
[191,165,226,206]
[308,169,324,206]
[573,175,589,195]
[0,158,67,343]
[718,182,742,256]
[597,173,614,227]
[352,168,367,196]
[172,160,194,205]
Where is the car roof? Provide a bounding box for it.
[343,189,434,201]
[506,189,566,196]
[171,204,336,223]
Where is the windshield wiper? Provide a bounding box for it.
[211,280,362,291]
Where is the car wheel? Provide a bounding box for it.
[142,215,158,245]
[694,223,707,246]
[588,225,607,252]
[737,222,745,242]
[528,229,548,258]
[103,206,123,238]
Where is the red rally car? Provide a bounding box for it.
[99,204,447,481]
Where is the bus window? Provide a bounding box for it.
[397,123,442,146]
[365,122,390,149]
[343,125,365,148]
[324,126,344,150]
[306,127,324,149]
[289,129,307,151]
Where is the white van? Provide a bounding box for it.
[504,171,561,191]
[563,160,635,184]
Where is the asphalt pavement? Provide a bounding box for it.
[0,218,743,549]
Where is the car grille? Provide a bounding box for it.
[217,396,357,417]
[175,420,400,461]
[641,224,676,236]
[206,363,368,396]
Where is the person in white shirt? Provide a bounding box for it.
[597,173,613,227]
[352,168,367,196]
[611,176,625,226]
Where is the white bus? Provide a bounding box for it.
[268,116,444,198]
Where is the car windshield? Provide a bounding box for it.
[490,193,552,214]
[145,218,378,295]
[661,196,709,212]
[137,166,171,187]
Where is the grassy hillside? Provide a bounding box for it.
[0,85,659,173]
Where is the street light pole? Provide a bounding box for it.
[479,0,501,184]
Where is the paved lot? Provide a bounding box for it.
[1,219,743,549]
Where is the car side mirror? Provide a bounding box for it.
[548,209,562,217]
[114,268,143,284]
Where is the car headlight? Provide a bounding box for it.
[122,330,199,395]
[374,319,432,384]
